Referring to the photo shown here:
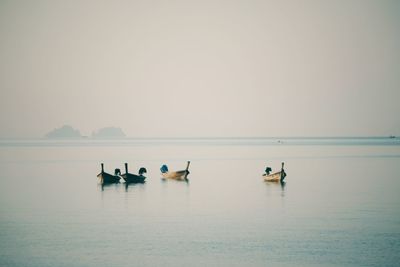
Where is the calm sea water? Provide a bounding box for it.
[0,138,399,267]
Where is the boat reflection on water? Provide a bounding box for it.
[265,180,286,197]
[99,181,147,192]
[279,180,286,191]
[100,181,121,191]
[161,176,189,185]
[124,181,145,192]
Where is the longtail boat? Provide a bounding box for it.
[121,163,146,183]
[97,163,121,183]
[263,162,287,182]
[161,161,190,181]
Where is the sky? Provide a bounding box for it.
[0,0,399,138]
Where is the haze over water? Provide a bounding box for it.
[0,138,399,267]
[1,1,399,138]
[1,1,399,266]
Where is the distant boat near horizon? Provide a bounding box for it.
[121,163,146,183]
[263,162,287,182]
[161,161,190,181]
[97,163,121,184]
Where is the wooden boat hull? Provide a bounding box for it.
[162,170,188,180]
[97,172,121,184]
[263,171,286,182]
[122,173,146,183]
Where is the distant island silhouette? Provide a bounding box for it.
[92,127,126,139]
[45,125,126,139]
[45,125,82,139]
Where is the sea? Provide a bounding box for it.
[0,137,399,267]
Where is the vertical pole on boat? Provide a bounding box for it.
[101,163,104,173]
[184,161,191,180]
[281,162,286,181]
[125,163,128,174]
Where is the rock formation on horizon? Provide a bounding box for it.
[45,125,82,139]
[92,127,126,139]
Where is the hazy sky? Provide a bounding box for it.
[0,0,399,138]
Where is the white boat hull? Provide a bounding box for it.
[162,170,188,180]
[263,171,286,182]
[161,161,190,180]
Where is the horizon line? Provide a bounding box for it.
[0,135,398,140]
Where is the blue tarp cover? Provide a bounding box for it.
[160,165,168,173]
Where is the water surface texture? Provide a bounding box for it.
[0,139,399,267]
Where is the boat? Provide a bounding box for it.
[121,163,146,183]
[97,163,121,183]
[161,161,190,181]
[263,162,287,182]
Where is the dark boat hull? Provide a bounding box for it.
[122,173,146,183]
[97,172,121,183]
